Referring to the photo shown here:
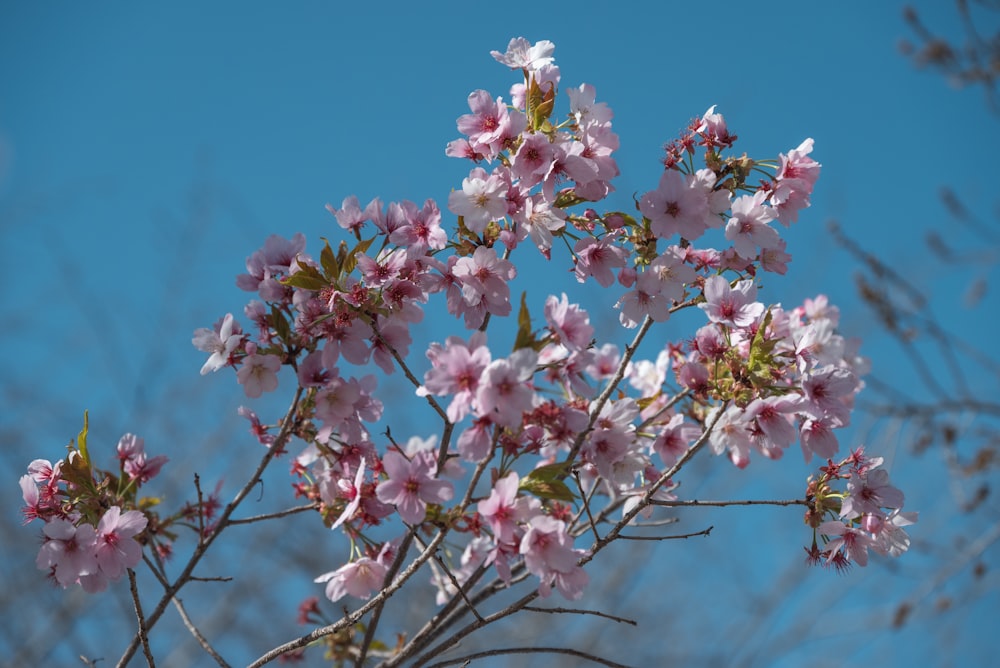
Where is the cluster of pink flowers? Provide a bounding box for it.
[20,429,160,591]
[24,39,915,655]
[178,37,916,605]
[805,448,917,571]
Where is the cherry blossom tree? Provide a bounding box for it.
[15,37,919,668]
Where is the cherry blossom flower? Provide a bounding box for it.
[476,349,537,428]
[94,506,148,580]
[314,557,386,602]
[237,350,281,399]
[725,191,780,259]
[418,332,491,423]
[544,294,593,352]
[36,519,98,588]
[192,313,242,375]
[490,37,555,71]
[698,276,765,329]
[448,168,509,233]
[520,514,588,599]
[840,467,905,519]
[573,236,627,287]
[819,520,875,567]
[640,169,713,241]
[376,450,454,524]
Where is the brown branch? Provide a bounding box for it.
[424,646,633,668]
[127,568,155,668]
[227,502,320,525]
[649,498,810,508]
[522,606,637,626]
[617,525,714,541]
[171,596,230,667]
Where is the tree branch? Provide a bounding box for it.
[171,595,230,667]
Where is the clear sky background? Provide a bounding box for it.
[2,2,998,667]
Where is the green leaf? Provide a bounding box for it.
[513,292,536,351]
[319,237,339,278]
[270,304,291,342]
[77,410,90,466]
[522,461,574,483]
[519,476,576,503]
[342,236,376,275]
[280,263,327,291]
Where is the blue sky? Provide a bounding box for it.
[2,2,998,666]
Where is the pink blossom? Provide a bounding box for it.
[698,276,764,329]
[376,451,454,524]
[708,405,753,468]
[725,191,780,259]
[237,351,281,399]
[697,105,736,148]
[870,509,918,557]
[94,506,148,579]
[192,313,242,375]
[513,195,565,255]
[329,195,380,234]
[819,520,875,567]
[476,349,537,428]
[314,557,387,602]
[329,458,366,531]
[573,236,627,287]
[477,473,537,545]
[799,416,839,463]
[544,293,593,352]
[841,468,905,519]
[567,83,612,128]
[640,169,713,241]
[448,168,509,234]
[36,519,98,588]
[771,138,820,225]
[237,406,275,447]
[389,198,446,253]
[117,434,168,485]
[512,133,556,188]
[418,332,491,423]
[520,515,588,599]
[801,364,857,425]
[491,37,556,71]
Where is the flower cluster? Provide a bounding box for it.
[23,37,916,664]
[20,420,158,591]
[176,37,915,606]
[805,448,917,571]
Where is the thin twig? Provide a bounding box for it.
[171,596,231,667]
[127,568,155,668]
[574,469,602,543]
[522,605,637,626]
[430,547,484,622]
[649,498,810,508]
[227,502,320,525]
[618,525,713,541]
[424,646,633,668]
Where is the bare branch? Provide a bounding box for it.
[617,525,714,541]
[521,606,638,626]
[649,498,810,508]
[227,502,320,525]
[127,568,155,668]
[171,596,230,667]
[424,646,633,668]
